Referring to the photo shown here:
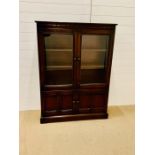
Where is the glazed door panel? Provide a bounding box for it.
[80,34,110,84]
[43,33,73,86]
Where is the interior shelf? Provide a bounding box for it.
[81,65,105,69]
[46,66,72,70]
[46,49,108,52]
[46,49,72,52]
[46,65,105,70]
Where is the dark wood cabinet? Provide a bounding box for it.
[36,21,116,123]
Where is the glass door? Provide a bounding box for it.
[80,34,110,84]
[44,33,73,85]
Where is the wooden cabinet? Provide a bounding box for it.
[36,21,116,123]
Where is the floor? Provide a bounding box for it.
[20,105,134,155]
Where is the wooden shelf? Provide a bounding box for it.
[46,49,72,52]
[46,65,104,70]
[46,49,108,52]
[81,65,104,69]
[46,66,72,70]
[82,49,108,52]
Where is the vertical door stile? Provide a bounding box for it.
[72,31,77,113]
[73,31,82,88]
[76,32,82,88]
[73,31,77,88]
[72,30,81,113]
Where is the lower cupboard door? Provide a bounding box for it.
[79,93,108,114]
[41,91,73,116]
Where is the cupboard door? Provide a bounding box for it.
[42,91,73,116]
[43,33,73,86]
[79,94,92,113]
[80,35,110,84]
[79,91,108,114]
[91,94,107,113]
[61,92,73,115]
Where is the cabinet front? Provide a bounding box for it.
[37,22,116,123]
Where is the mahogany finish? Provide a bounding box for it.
[36,21,116,123]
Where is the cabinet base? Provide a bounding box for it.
[40,113,108,123]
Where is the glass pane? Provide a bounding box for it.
[44,34,73,85]
[81,35,109,84]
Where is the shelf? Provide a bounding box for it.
[82,49,108,52]
[46,49,72,52]
[46,49,108,52]
[46,65,104,70]
[46,66,72,70]
[81,65,104,69]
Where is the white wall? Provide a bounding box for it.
[19,0,135,110]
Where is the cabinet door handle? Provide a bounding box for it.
[74,57,76,61]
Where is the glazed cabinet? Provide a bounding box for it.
[36,21,116,123]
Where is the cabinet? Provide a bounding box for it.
[36,21,116,123]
